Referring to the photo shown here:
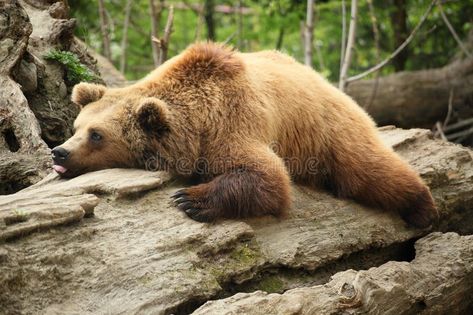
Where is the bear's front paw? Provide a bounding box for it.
[171,189,216,222]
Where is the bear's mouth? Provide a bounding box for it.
[53,164,68,174]
[52,164,88,178]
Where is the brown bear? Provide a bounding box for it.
[52,42,438,228]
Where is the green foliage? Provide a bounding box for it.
[44,50,97,83]
[70,0,473,82]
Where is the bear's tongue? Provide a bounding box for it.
[53,165,67,174]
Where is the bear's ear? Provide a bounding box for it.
[71,83,106,107]
[135,97,170,135]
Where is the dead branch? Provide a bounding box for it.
[304,0,315,67]
[119,0,133,73]
[346,0,437,83]
[435,122,447,141]
[444,117,473,133]
[153,6,174,66]
[437,2,472,58]
[447,125,473,141]
[434,88,454,139]
[163,2,252,15]
[443,88,454,127]
[222,32,237,45]
[339,0,358,91]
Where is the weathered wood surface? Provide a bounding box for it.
[0,169,168,241]
[1,127,472,314]
[194,232,473,315]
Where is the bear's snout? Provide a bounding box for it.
[51,146,70,175]
[51,146,70,162]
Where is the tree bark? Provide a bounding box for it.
[157,6,174,66]
[346,56,473,128]
[119,0,133,73]
[304,0,315,67]
[97,0,111,60]
[0,1,51,194]
[194,232,473,315]
[149,0,163,67]
[390,0,409,71]
[204,0,216,41]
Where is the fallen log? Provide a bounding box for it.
[194,232,473,315]
[1,127,472,314]
[346,56,473,129]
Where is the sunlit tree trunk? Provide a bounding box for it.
[97,0,111,60]
[304,0,315,67]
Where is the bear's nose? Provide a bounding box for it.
[51,146,70,163]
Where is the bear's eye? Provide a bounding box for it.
[90,131,102,142]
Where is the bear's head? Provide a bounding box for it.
[51,82,171,178]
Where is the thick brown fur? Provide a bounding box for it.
[58,42,438,228]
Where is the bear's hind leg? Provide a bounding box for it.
[330,147,438,228]
[171,146,291,222]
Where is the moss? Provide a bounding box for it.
[207,242,262,284]
[230,244,258,265]
[257,275,285,293]
[44,50,98,84]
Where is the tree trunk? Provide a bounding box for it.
[304,0,315,67]
[276,27,284,50]
[157,6,174,66]
[204,0,216,41]
[149,0,163,67]
[97,0,111,60]
[119,0,133,73]
[346,56,473,128]
[390,0,408,71]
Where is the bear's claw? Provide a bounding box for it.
[177,201,194,211]
[171,189,211,222]
[171,189,187,199]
